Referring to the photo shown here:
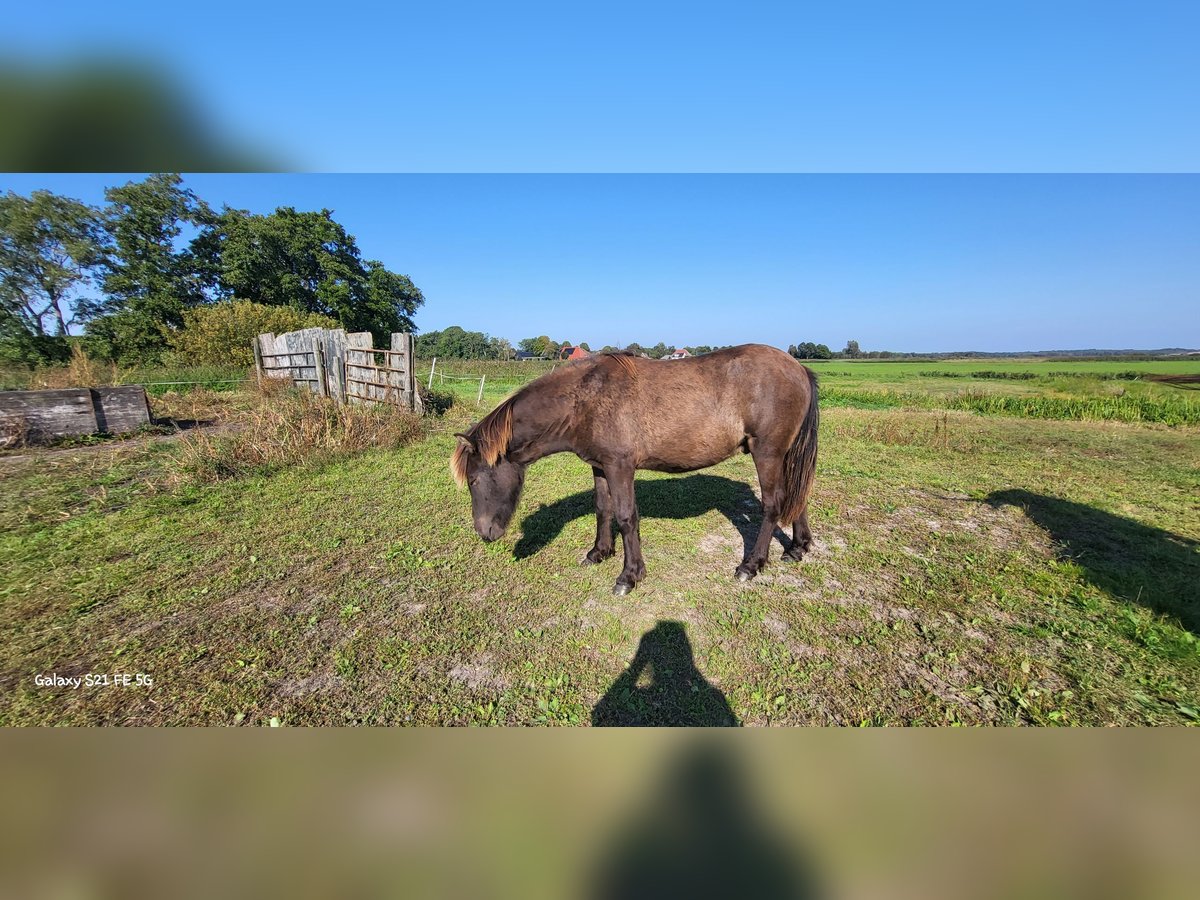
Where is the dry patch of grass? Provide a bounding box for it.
[170,381,426,482]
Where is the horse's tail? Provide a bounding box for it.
[779,366,819,525]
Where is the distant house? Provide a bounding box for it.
[559,345,591,361]
[515,351,546,361]
[666,346,691,360]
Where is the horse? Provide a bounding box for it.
[451,344,819,595]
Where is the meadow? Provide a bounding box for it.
[429,356,1200,425]
[1,355,1197,725]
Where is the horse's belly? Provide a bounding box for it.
[638,430,742,473]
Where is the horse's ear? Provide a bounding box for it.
[454,432,476,451]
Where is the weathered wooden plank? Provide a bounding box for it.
[345,332,374,404]
[92,386,152,434]
[0,388,98,441]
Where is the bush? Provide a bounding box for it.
[419,384,455,416]
[168,301,338,368]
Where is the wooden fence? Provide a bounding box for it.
[254,328,421,413]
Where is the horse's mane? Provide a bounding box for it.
[451,397,514,487]
[451,354,634,486]
[599,351,638,378]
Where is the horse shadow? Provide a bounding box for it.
[592,621,738,727]
[986,489,1200,635]
[588,740,822,898]
[513,473,789,561]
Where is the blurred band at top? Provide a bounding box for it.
[0,59,276,172]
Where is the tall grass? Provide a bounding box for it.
[821,387,1199,426]
[1,346,248,394]
[172,381,425,481]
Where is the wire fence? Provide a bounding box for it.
[425,358,557,405]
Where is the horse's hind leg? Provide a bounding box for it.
[782,509,813,562]
[607,465,646,595]
[583,466,616,565]
[737,450,784,582]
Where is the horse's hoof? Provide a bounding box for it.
[735,568,755,582]
[782,549,804,563]
[612,581,632,596]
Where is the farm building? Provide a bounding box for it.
[559,345,591,361]
[666,346,691,359]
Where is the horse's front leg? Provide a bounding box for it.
[607,466,646,595]
[583,466,615,565]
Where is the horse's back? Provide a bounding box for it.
[584,345,813,471]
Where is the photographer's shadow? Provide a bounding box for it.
[590,742,822,898]
[592,621,738,727]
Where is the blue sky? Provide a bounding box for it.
[3,2,1198,171]
[3,174,1196,351]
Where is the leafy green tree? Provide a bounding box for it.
[489,336,513,359]
[843,339,861,359]
[0,189,103,363]
[647,342,669,359]
[790,341,832,359]
[197,206,423,344]
[82,173,213,361]
[518,335,557,356]
[416,326,501,359]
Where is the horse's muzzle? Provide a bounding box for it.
[476,521,505,542]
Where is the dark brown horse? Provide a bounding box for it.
[452,344,819,595]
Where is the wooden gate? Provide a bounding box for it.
[255,328,421,413]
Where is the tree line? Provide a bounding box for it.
[0,174,424,365]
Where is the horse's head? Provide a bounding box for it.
[453,431,526,542]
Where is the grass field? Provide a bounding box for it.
[1,356,1197,725]
[428,357,1200,425]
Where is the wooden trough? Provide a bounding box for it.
[0,386,152,445]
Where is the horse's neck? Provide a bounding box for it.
[507,388,573,465]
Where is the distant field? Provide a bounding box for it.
[425,356,1200,425]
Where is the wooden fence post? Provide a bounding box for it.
[312,337,328,398]
[477,375,486,405]
[252,337,263,387]
[428,357,437,390]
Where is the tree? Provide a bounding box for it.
[416,326,499,359]
[0,189,103,363]
[578,342,591,352]
[843,339,861,359]
[489,336,513,359]
[198,206,424,345]
[518,335,557,357]
[82,173,213,362]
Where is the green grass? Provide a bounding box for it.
[1,388,1196,725]
[424,357,1200,424]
